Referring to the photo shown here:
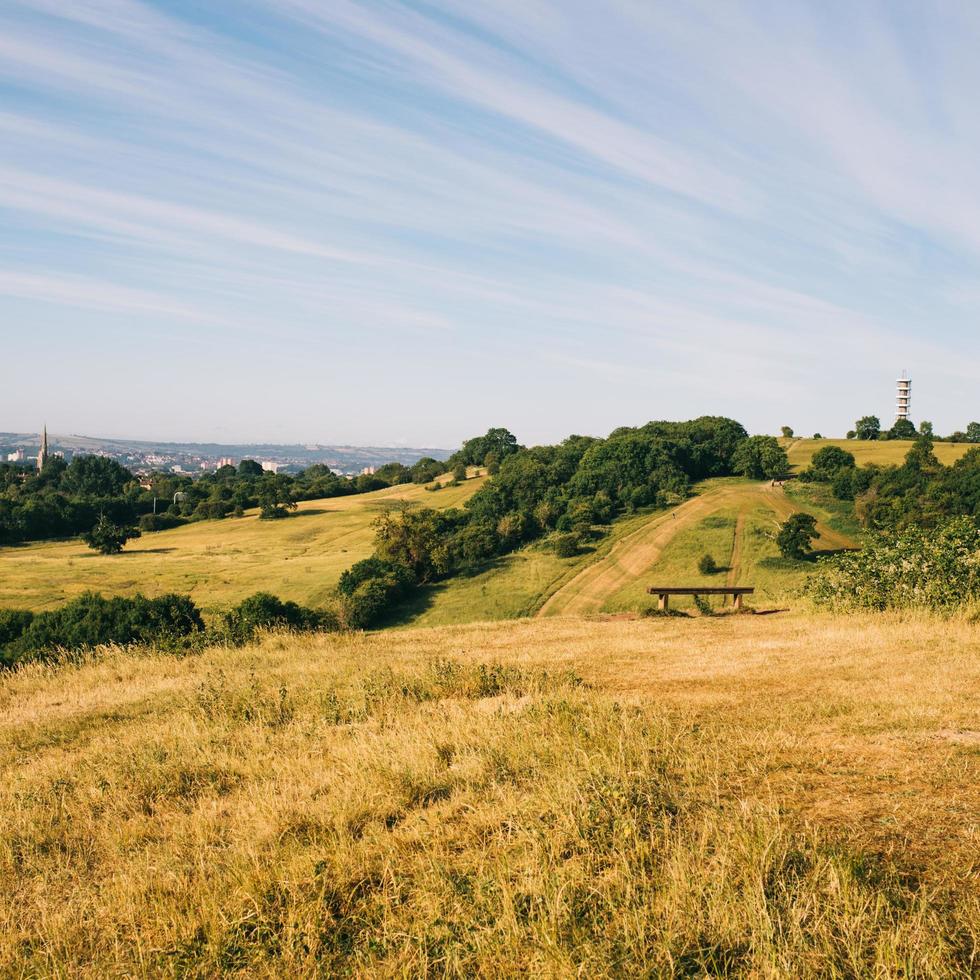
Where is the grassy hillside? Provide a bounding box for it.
[409,479,859,625]
[2,614,977,976]
[0,476,485,615]
[785,437,972,470]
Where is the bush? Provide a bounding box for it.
[697,553,718,574]
[0,609,34,660]
[808,517,980,611]
[554,533,580,558]
[337,557,417,630]
[3,593,204,665]
[338,557,415,597]
[138,513,187,532]
[193,500,231,521]
[224,592,330,642]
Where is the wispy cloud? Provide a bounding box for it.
[2,0,979,442]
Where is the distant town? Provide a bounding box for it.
[0,430,451,478]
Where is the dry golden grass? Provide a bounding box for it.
[0,476,485,614]
[785,438,971,470]
[1,613,977,976]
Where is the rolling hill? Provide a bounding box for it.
[0,476,486,614]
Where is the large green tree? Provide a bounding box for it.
[732,436,788,481]
[776,513,818,559]
[854,416,881,440]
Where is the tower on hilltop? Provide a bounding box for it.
[37,425,48,473]
[896,372,911,422]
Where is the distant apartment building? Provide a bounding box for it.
[6,448,24,462]
[218,457,235,468]
[261,461,281,473]
[361,466,376,475]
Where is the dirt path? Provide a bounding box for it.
[537,484,747,618]
[725,511,747,593]
[537,482,855,618]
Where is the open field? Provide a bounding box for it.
[0,477,485,615]
[785,437,972,470]
[1,613,977,976]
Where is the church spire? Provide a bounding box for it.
[37,425,47,473]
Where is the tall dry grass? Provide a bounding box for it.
[0,614,977,976]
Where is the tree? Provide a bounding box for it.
[809,445,855,481]
[812,433,823,440]
[919,421,934,438]
[83,515,140,555]
[780,426,794,438]
[966,422,980,443]
[888,418,917,440]
[452,463,468,482]
[257,474,297,519]
[238,459,263,477]
[64,456,133,496]
[732,436,788,481]
[846,431,857,440]
[776,513,818,559]
[854,416,881,441]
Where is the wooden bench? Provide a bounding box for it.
[647,586,754,611]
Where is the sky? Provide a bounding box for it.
[2,0,980,447]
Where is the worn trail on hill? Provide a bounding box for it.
[537,483,854,618]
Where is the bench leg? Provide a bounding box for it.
[733,593,742,611]
[658,594,668,612]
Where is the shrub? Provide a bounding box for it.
[0,610,34,663]
[337,557,415,597]
[693,595,713,616]
[193,500,231,521]
[808,517,980,611]
[337,558,417,630]
[697,553,718,574]
[4,593,204,665]
[554,533,580,558]
[224,592,330,642]
[139,513,187,532]
[776,513,818,559]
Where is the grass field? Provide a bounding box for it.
[0,477,485,615]
[785,437,972,470]
[2,614,977,976]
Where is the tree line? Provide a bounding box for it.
[0,453,448,546]
[799,435,980,531]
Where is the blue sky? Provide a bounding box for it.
[2,0,979,446]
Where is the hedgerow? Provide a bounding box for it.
[807,517,980,611]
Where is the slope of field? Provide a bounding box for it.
[0,477,485,614]
[785,437,971,470]
[2,615,977,975]
[407,508,660,628]
[539,479,855,618]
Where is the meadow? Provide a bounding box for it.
[1,613,977,976]
[784,437,971,470]
[0,477,485,615]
